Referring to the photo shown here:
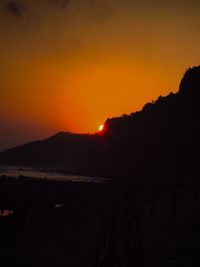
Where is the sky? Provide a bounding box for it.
[0,0,200,151]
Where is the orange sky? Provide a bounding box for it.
[0,0,200,150]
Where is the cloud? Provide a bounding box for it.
[4,0,23,17]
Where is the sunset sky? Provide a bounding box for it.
[0,0,200,151]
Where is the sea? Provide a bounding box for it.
[0,165,107,183]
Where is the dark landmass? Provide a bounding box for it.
[0,66,200,179]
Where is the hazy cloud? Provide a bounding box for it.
[49,0,113,22]
[4,0,23,17]
[0,0,114,32]
[89,1,113,23]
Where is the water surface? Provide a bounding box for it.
[0,165,107,183]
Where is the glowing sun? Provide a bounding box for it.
[98,124,104,132]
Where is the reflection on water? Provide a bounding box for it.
[0,165,107,183]
[0,209,14,217]
[55,204,64,209]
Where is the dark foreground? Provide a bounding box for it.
[1,176,200,267]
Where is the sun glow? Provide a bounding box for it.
[98,124,104,132]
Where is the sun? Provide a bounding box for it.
[98,124,104,132]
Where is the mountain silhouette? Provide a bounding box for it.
[0,66,200,179]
